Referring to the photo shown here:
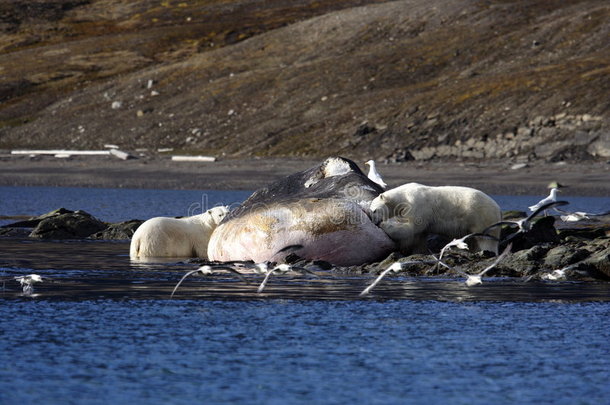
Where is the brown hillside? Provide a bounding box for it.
[1,0,608,162]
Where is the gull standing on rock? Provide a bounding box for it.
[528,182,564,214]
[364,160,387,189]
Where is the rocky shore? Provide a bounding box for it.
[289,214,610,282]
[2,206,608,282]
[1,153,609,196]
[405,113,609,163]
[333,222,610,282]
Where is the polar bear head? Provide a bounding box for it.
[369,187,415,225]
[369,193,390,224]
[205,206,230,225]
[369,193,387,213]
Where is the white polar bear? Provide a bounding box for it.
[129,206,229,259]
[369,183,501,255]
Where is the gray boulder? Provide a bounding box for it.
[505,216,560,251]
[543,245,591,269]
[1,208,73,228]
[29,210,107,239]
[583,246,610,280]
[89,220,144,240]
[587,131,610,158]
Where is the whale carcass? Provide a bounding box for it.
[207,157,396,266]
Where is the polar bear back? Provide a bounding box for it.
[372,183,501,254]
[129,206,229,259]
[381,183,501,234]
[129,217,204,258]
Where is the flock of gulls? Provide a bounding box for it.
[166,178,605,298]
[165,171,606,298]
[6,164,609,298]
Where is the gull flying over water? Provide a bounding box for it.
[360,260,437,296]
[554,207,610,222]
[257,263,319,293]
[437,232,499,262]
[482,200,569,243]
[15,274,43,295]
[170,265,249,299]
[451,243,512,286]
[540,262,583,281]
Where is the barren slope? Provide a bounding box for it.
[1,0,608,162]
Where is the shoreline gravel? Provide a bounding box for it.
[1,154,609,196]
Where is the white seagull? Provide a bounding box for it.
[437,232,499,262]
[360,260,437,296]
[528,182,564,214]
[483,200,569,243]
[257,263,319,293]
[364,160,387,189]
[541,262,582,281]
[452,244,512,286]
[15,274,43,295]
[170,264,249,299]
[239,262,271,274]
[554,207,610,222]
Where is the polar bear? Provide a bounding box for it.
[129,206,229,259]
[369,183,501,255]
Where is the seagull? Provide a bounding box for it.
[253,263,271,274]
[482,200,569,243]
[437,232,499,262]
[554,207,610,222]
[257,263,319,293]
[364,160,387,189]
[360,260,437,296]
[452,243,512,286]
[231,262,269,274]
[170,265,249,299]
[528,182,564,214]
[541,262,581,281]
[227,261,274,275]
[15,274,43,295]
[360,262,402,296]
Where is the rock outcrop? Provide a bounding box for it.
[1,208,142,240]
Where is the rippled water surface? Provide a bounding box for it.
[1,185,609,224]
[0,186,253,225]
[1,300,609,405]
[1,186,609,404]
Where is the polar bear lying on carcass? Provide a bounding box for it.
[369,183,501,255]
[130,206,229,259]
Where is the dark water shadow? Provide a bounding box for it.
[1,238,609,302]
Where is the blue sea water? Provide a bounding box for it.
[1,300,609,405]
[0,186,609,404]
[0,186,253,224]
[0,185,608,224]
